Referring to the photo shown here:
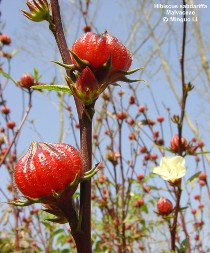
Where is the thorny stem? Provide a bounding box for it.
[171,0,190,251]
[50,1,92,252]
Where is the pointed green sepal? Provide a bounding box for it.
[8,198,35,207]
[43,207,62,216]
[66,174,80,189]
[122,67,144,75]
[51,190,61,198]
[46,216,68,224]
[70,50,90,69]
[117,75,144,83]
[8,195,46,206]
[51,60,75,70]
[111,82,121,87]
[102,55,112,71]
[81,163,100,181]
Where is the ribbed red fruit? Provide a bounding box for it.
[71,32,132,71]
[157,197,173,215]
[14,142,83,198]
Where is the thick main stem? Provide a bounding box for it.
[50,1,93,252]
[170,185,182,250]
[79,107,93,253]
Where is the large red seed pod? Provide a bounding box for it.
[71,31,132,71]
[14,142,83,198]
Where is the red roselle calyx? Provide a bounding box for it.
[71,32,132,71]
[19,73,35,89]
[157,197,173,216]
[0,34,12,45]
[72,66,99,104]
[64,31,142,105]
[170,134,188,154]
[14,142,83,199]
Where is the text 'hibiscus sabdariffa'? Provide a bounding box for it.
[153,156,186,183]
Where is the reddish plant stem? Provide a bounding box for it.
[171,0,188,251]
[179,0,187,140]
[78,106,93,252]
[50,1,92,252]
[118,123,126,252]
[14,206,20,250]
[170,185,182,250]
[180,212,191,252]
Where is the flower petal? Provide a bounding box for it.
[153,156,186,182]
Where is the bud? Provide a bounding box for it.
[199,180,206,187]
[185,82,194,92]
[1,106,10,115]
[137,173,144,181]
[116,111,128,120]
[70,66,99,105]
[157,197,173,215]
[170,134,188,153]
[7,121,16,129]
[22,0,50,22]
[138,106,145,113]
[19,73,35,89]
[171,115,180,124]
[157,116,164,123]
[83,25,92,33]
[0,34,12,45]
[137,198,144,206]
[197,141,204,148]
[129,95,135,104]
[199,172,207,181]
[194,194,200,200]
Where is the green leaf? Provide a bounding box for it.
[32,84,72,94]
[61,249,71,253]
[123,214,139,224]
[179,206,188,212]
[0,71,18,85]
[141,204,148,213]
[180,238,188,251]
[55,234,66,246]
[51,228,64,237]
[33,67,42,81]
[187,171,201,184]
[195,151,210,155]
[153,144,173,153]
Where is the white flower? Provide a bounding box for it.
[153,156,186,183]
